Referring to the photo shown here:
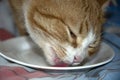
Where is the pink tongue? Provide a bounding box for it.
[51,48,69,67]
[54,63,68,67]
[53,57,69,67]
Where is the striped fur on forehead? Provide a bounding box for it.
[26,8,69,43]
[26,0,104,43]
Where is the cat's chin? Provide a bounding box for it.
[53,60,69,67]
[52,58,79,67]
[48,56,69,67]
[44,46,83,66]
[53,58,81,67]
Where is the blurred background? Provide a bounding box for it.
[0,0,120,41]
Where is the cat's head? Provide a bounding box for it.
[24,0,105,66]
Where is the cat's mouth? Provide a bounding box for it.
[53,57,69,67]
[51,47,68,66]
[49,52,68,67]
[51,47,81,67]
[53,57,81,67]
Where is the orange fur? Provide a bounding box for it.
[9,0,106,66]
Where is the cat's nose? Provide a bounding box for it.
[73,56,81,63]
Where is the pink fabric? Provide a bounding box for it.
[0,66,59,80]
[0,28,14,41]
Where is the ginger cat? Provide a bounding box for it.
[9,0,107,66]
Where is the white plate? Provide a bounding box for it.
[0,36,115,70]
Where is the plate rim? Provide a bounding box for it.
[0,52,114,70]
[0,37,115,70]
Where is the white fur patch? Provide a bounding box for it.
[64,29,96,64]
[82,29,96,48]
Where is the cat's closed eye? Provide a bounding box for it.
[68,28,78,48]
[69,29,76,39]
